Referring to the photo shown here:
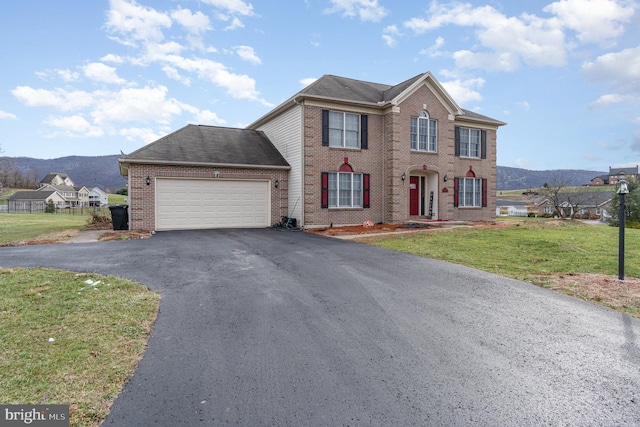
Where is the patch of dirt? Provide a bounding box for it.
[308,222,435,236]
[534,273,640,311]
[98,230,151,241]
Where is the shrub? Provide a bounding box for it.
[44,200,55,214]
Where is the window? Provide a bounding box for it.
[321,172,370,208]
[322,110,368,149]
[455,127,486,159]
[411,111,437,152]
[454,177,487,207]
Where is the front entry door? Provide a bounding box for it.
[409,176,419,215]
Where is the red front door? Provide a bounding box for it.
[409,176,419,215]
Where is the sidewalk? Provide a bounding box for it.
[65,230,105,243]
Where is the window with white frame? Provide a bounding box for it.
[459,177,482,207]
[329,111,360,148]
[411,111,437,152]
[328,172,362,208]
[544,206,553,214]
[458,127,481,158]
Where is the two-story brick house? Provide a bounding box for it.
[249,72,505,228]
[119,72,505,231]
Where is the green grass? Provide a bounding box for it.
[363,220,640,318]
[368,220,639,280]
[0,213,91,245]
[0,268,159,426]
[107,194,127,205]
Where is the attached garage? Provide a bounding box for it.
[118,124,290,232]
[155,178,270,230]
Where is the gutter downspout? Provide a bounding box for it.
[293,96,304,228]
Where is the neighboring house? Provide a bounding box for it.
[590,175,609,186]
[8,190,66,213]
[37,184,90,208]
[534,191,612,219]
[39,173,75,187]
[609,166,638,185]
[89,187,109,207]
[496,199,528,217]
[119,72,505,231]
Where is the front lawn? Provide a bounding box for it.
[0,268,159,426]
[0,213,93,246]
[360,220,640,318]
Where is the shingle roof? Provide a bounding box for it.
[120,125,290,169]
[8,190,56,201]
[254,72,504,127]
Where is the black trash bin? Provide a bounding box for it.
[109,205,129,230]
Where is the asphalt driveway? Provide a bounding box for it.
[1,229,639,426]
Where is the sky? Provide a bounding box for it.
[0,0,639,172]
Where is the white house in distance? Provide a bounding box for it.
[89,187,109,207]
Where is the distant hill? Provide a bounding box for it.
[1,155,126,192]
[497,166,605,190]
[1,154,605,193]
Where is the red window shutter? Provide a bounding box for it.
[363,174,370,208]
[453,177,459,207]
[482,178,488,207]
[454,127,461,157]
[321,172,329,208]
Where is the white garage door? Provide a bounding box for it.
[156,178,270,230]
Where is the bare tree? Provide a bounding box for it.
[539,174,600,219]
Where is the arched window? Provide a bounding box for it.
[410,111,437,152]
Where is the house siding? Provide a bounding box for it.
[256,105,304,224]
[126,164,288,231]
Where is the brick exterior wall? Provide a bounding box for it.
[301,83,498,228]
[126,164,288,231]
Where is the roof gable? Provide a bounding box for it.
[119,124,290,172]
[249,71,505,128]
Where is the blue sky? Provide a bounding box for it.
[0,0,638,172]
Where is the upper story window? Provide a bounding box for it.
[411,111,437,152]
[322,110,368,149]
[455,126,487,159]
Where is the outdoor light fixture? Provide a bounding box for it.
[274,179,279,188]
[401,173,406,181]
[146,176,151,186]
[617,176,629,281]
[443,174,448,182]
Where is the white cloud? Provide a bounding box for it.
[0,110,18,120]
[517,101,530,110]
[162,66,191,85]
[543,0,635,44]
[12,86,95,111]
[101,53,125,64]
[441,77,485,105]
[589,93,634,108]
[514,158,532,169]
[105,0,172,46]
[419,36,445,57]
[91,86,182,126]
[582,46,640,92]
[171,7,211,34]
[224,16,244,30]
[82,62,127,85]
[404,3,568,70]
[382,25,400,47]
[201,0,255,16]
[235,45,261,64]
[44,114,104,137]
[119,127,164,144]
[326,0,388,22]
[194,109,226,125]
[300,78,317,87]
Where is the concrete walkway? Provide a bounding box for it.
[65,230,106,243]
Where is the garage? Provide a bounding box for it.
[156,178,270,230]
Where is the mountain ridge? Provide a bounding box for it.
[1,155,605,192]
